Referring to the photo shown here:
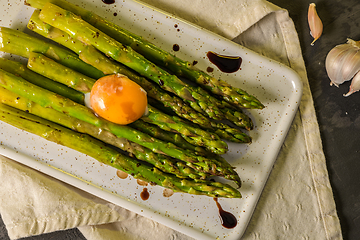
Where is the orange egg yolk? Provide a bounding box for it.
[90,74,147,125]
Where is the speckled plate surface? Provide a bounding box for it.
[0,1,302,239]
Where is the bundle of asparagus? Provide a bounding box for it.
[0,102,240,198]
[24,0,264,110]
[0,0,265,198]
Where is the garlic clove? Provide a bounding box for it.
[344,70,360,97]
[308,3,323,46]
[340,39,360,79]
[325,39,360,86]
[325,44,349,87]
[326,44,350,86]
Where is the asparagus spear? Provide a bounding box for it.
[27,11,213,128]
[130,119,209,155]
[0,58,210,175]
[0,86,207,180]
[0,56,211,154]
[0,27,104,79]
[0,57,84,104]
[27,51,96,93]
[24,0,263,110]
[27,10,252,145]
[27,52,229,154]
[27,13,254,133]
[143,106,228,154]
[0,68,241,185]
[0,58,209,158]
[0,103,240,198]
[38,3,226,121]
[219,101,254,130]
[213,127,252,143]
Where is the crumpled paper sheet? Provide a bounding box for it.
[0,0,343,239]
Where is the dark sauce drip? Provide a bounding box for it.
[113,12,118,17]
[214,198,237,229]
[192,60,198,66]
[173,44,180,51]
[206,67,214,73]
[141,188,150,200]
[102,0,115,4]
[206,51,242,73]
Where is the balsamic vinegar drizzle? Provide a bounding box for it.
[214,198,237,229]
[172,44,180,52]
[102,0,115,4]
[141,188,150,200]
[116,170,128,179]
[206,51,242,73]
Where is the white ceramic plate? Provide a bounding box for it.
[0,0,303,239]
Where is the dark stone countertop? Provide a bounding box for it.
[1,0,359,239]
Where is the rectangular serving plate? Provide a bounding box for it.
[0,0,303,239]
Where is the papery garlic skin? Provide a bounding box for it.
[344,70,360,97]
[308,3,323,46]
[325,39,360,87]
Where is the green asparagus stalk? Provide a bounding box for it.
[24,0,263,109]
[0,27,104,79]
[0,103,240,198]
[38,3,226,120]
[0,86,207,180]
[143,106,228,154]
[149,98,252,143]
[219,101,254,130]
[28,7,252,144]
[0,68,241,185]
[27,11,214,128]
[27,52,96,93]
[27,12,254,133]
[0,58,211,174]
[0,57,84,104]
[0,57,206,155]
[213,127,252,143]
[0,55,211,154]
[130,119,209,155]
[26,52,229,154]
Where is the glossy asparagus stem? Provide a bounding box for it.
[0,86,207,180]
[130,119,208,155]
[0,57,84,104]
[26,52,228,154]
[38,3,226,120]
[220,101,254,130]
[27,12,212,128]
[0,102,240,198]
[24,0,263,109]
[0,69,241,185]
[0,56,210,153]
[0,58,207,155]
[143,106,228,154]
[0,57,210,174]
[149,97,251,143]
[27,12,254,137]
[27,52,96,93]
[0,26,104,79]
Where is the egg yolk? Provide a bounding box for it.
[90,74,147,125]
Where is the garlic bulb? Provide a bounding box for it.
[325,39,360,93]
[308,3,323,46]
